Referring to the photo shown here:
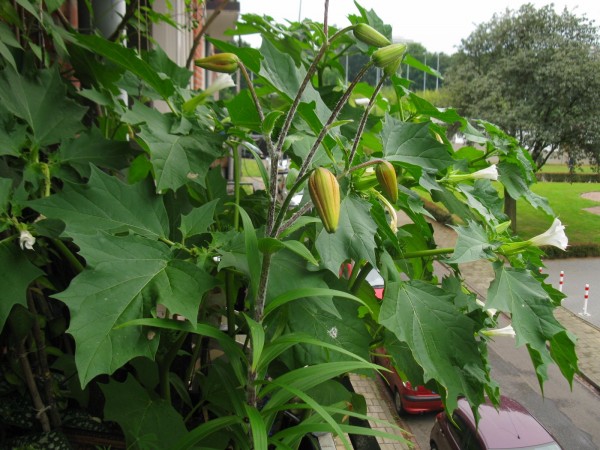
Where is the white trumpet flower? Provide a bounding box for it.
[354,97,370,106]
[482,324,516,338]
[529,218,568,250]
[471,164,499,181]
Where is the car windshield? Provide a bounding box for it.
[492,443,561,450]
[366,269,384,288]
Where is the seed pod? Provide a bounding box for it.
[375,161,398,203]
[353,24,391,48]
[372,43,407,76]
[194,53,239,73]
[309,168,340,233]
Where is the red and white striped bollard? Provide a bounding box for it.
[580,284,591,317]
[558,270,564,292]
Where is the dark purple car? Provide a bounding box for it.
[430,396,562,450]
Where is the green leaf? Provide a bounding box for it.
[316,195,378,275]
[262,110,284,136]
[0,241,44,331]
[172,416,243,450]
[244,314,265,372]
[0,178,12,216]
[0,41,17,70]
[101,375,187,448]
[0,123,27,156]
[499,161,552,215]
[55,233,216,386]
[0,67,87,146]
[258,238,318,266]
[382,115,453,172]
[238,206,261,299]
[245,405,268,450]
[56,127,133,177]
[487,265,578,387]
[227,89,261,130]
[179,199,219,240]
[74,34,175,100]
[263,288,368,320]
[379,281,487,413]
[446,221,499,264]
[29,166,170,240]
[138,120,224,192]
[456,180,506,223]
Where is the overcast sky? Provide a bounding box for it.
[239,0,600,54]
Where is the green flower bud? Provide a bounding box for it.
[309,168,340,233]
[375,161,398,203]
[372,43,407,76]
[353,24,391,48]
[194,53,239,73]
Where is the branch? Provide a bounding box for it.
[109,0,139,42]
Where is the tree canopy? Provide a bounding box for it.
[446,3,600,169]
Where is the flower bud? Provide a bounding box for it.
[372,43,407,76]
[375,161,398,203]
[353,24,391,48]
[309,168,340,233]
[194,53,239,73]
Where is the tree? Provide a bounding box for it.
[0,1,577,448]
[446,4,600,170]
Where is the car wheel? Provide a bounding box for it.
[393,389,404,415]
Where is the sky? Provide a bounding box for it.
[239,0,600,54]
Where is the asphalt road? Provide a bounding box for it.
[398,323,600,449]
[543,258,600,328]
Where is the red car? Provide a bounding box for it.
[430,396,562,450]
[373,347,444,415]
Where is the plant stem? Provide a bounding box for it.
[158,331,188,403]
[272,171,311,234]
[27,293,61,428]
[402,247,454,259]
[296,61,374,181]
[53,239,84,273]
[276,202,313,237]
[348,74,387,167]
[16,338,51,432]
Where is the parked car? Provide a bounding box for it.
[430,396,562,450]
[373,347,444,415]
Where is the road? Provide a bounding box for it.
[543,258,600,327]
[396,326,600,449]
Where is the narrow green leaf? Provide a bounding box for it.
[257,237,284,254]
[262,110,284,136]
[245,405,268,450]
[279,240,318,266]
[269,382,351,450]
[244,314,265,372]
[263,288,370,319]
[260,361,378,410]
[237,206,261,298]
[172,416,243,450]
[0,41,17,70]
[240,141,270,190]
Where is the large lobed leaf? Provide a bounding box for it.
[55,233,216,386]
[29,166,170,240]
[0,67,87,147]
[0,241,44,331]
[379,280,488,412]
[487,264,578,387]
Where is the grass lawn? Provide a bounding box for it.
[539,163,596,174]
[517,182,600,246]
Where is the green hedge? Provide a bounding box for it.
[536,172,600,183]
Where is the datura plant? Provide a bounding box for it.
[0,1,577,449]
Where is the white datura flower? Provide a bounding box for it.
[528,218,568,250]
[471,164,499,181]
[19,230,35,250]
[482,324,516,338]
[475,298,497,318]
[354,97,370,106]
[446,164,498,183]
[203,74,235,97]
